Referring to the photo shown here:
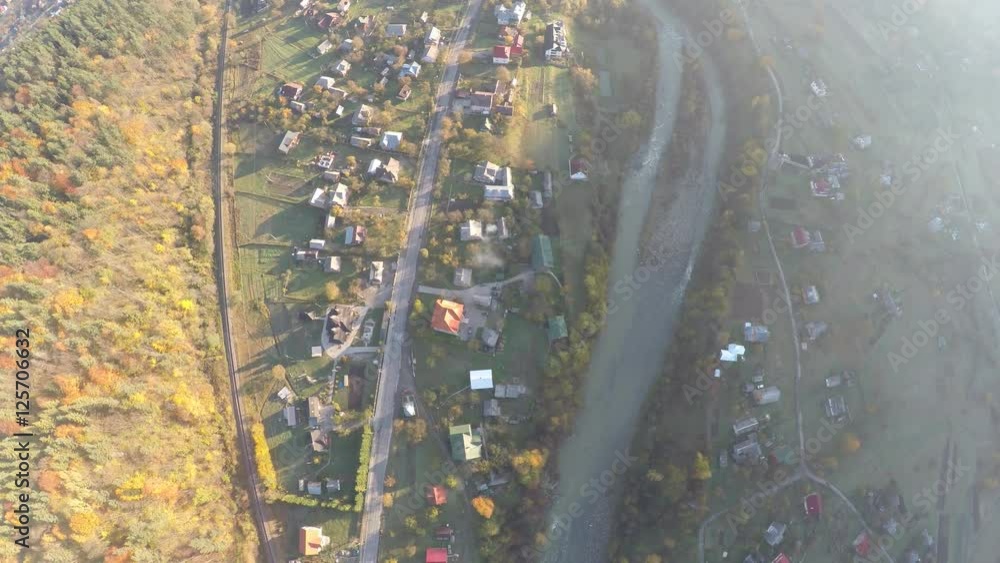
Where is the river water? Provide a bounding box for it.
[539,2,728,561]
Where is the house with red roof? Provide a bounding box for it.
[772,554,791,563]
[791,226,811,249]
[493,45,512,64]
[853,532,871,557]
[510,33,525,56]
[803,492,822,516]
[426,547,449,563]
[426,484,448,506]
[431,299,464,336]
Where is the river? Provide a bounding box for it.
[539,2,728,561]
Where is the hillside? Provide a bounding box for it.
[0,0,253,560]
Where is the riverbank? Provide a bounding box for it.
[535,0,731,561]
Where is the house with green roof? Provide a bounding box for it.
[532,234,554,271]
[448,424,483,461]
[547,315,568,343]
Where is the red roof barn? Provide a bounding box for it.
[510,34,525,55]
[426,547,448,563]
[791,226,811,249]
[772,555,791,563]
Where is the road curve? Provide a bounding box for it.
[356,0,487,559]
[211,1,278,561]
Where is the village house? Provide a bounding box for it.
[431,299,464,335]
[309,238,326,251]
[493,45,511,65]
[532,234,554,270]
[397,84,412,100]
[283,404,297,427]
[419,11,429,23]
[386,23,408,37]
[454,267,473,288]
[317,39,334,55]
[352,104,375,126]
[764,522,787,546]
[426,485,448,506]
[547,315,568,344]
[380,131,403,151]
[350,135,375,148]
[324,213,337,230]
[494,0,526,25]
[370,261,384,285]
[329,183,349,207]
[299,527,330,557]
[323,256,342,273]
[315,75,336,90]
[460,219,483,242]
[744,322,770,343]
[544,20,568,60]
[426,547,449,563]
[279,82,304,101]
[424,26,441,45]
[355,14,374,35]
[495,383,527,399]
[497,216,510,239]
[344,225,366,246]
[309,187,330,209]
[332,59,351,76]
[484,398,501,417]
[317,12,341,29]
[449,424,483,461]
[421,44,439,63]
[569,156,590,180]
[310,427,329,452]
[336,0,350,12]
[316,152,336,170]
[469,90,495,114]
[399,61,422,78]
[470,369,494,390]
[277,131,301,155]
[290,100,306,113]
[339,38,354,52]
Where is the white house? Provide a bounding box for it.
[323,256,342,273]
[329,183,349,207]
[399,61,421,78]
[424,26,441,45]
[460,220,483,241]
[495,0,526,25]
[309,239,326,250]
[317,39,334,55]
[278,131,301,154]
[370,261,384,285]
[483,167,514,201]
[380,131,403,151]
[469,369,494,390]
[309,187,329,209]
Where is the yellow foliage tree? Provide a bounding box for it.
[69,510,100,540]
[841,433,862,455]
[471,496,495,519]
[251,423,278,491]
[692,451,712,480]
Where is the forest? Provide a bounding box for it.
[0,0,253,560]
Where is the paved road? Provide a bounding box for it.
[211,1,277,561]
[356,0,486,559]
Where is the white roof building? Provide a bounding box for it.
[323,256,341,273]
[309,239,326,250]
[460,219,483,241]
[330,183,349,207]
[316,76,336,89]
[719,343,746,362]
[470,369,494,390]
[309,187,329,209]
[380,131,403,151]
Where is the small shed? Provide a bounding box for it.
[469,369,494,390]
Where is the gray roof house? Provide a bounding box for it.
[386,23,407,37]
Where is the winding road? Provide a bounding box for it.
[697,3,893,561]
[356,0,487,559]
